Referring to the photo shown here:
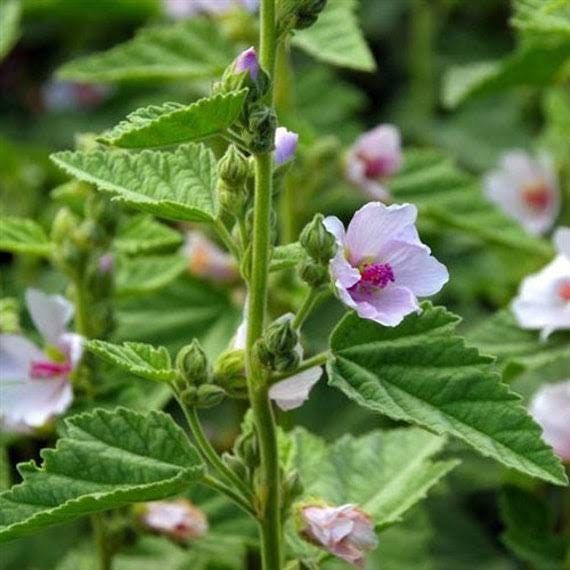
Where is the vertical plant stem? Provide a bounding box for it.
[245,1,282,567]
[292,288,321,330]
[91,514,112,570]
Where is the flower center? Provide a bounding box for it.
[559,280,570,302]
[358,262,395,289]
[358,153,392,179]
[30,360,72,379]
[522,182,550,211]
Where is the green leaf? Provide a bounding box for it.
[292,427,457,529]
[87,340,175,382]
[57,20,234,83]
[442,41,570,108]
[293,0,376,72]
[468,310,570,383]
[270,242,306,272]
[512,0,570,38]
[328,304,568,486]
[98,91,248,149]
[116,254,187,295]
[51,144,218,223]
[390,149,553,259]
[115,215,182,255]
[0,408,204,542]
[0,0,20,60]
[0,216,52,256]
[500,485,567,568]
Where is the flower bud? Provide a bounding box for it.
[247,104,277,153]
[176,340,210,387]
[299,259,330,288]
[222,452,249,479]
[234,46,259,80]
[300,214,336,263]
[274,127,299,166]
[139,499,208,543]
[272,350,301,373]
[219,144,249,187]
[264,314,298,355]
[51,208,79,245]
[279,0,328,33]
[283,470,304,508]
[298,503,378,567]
[235,429,260,468]
[196,384,226,408]
[214,349,248,398]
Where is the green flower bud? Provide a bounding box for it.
[273,349,301,372]
[51,208,79,245]
[222,453,249,480]
[196,384,226,408]
[278,0,328,34]
[180,386,198,408]
[235,430,260,468]
[299,259,330,288]
[176,340,210,386]
[299,214,336,263]
[283,470,304,507]
[247,105,277,154]
[214,349,248,399]
[219,145,249,187]
[264,315,298,355]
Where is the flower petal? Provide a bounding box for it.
[25,288,74,346]
[268,366,322,411]
[554,226,570,259]
[323,216,346,246]
[352,285,420,327]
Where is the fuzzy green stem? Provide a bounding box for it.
[73,279,91,338]
[178,401,253,501]
[271,351,329,382]
[214,218,241,259]
[202,475,256,517]
[91,514,112,570]
[292,288,322,330]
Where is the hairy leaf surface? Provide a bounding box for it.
[0,217,52,256]
[115,215,182,255]
[116,255,187,295]
[328,304,568,485]
[0,408,203,541]
[51,144,218,223]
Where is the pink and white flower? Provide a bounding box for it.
[483,151,560,235]
[0,289,84,433]
[530,380,570,462]
[324,202,448,327]
[234,47,259,80]
[274,127,299,166]
[164,0,257,19]
[42,81,110,112]
[140,499,208,542]
[300,503,378,567]
[232,312,322,411]
[183,230,238,283]
[345,124,403,201]
[512,227,570,340]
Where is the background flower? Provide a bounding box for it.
[140,499,208,542]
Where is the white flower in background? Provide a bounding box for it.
[530,381,570,462]
[232,312,322,411]
[299,503,378,567]
[183,230,239,283]
[512,227,570,339]
[345,124,403,201]
[483,150,560,235]
[0,289,84,433]
[140,499,208,542]
[164,0,257,19]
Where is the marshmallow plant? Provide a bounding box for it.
[0,1,569,570]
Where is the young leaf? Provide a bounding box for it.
[292,427,458,529]
[0,0,20,60]
[0,408,204,541]
[57,20,234,83]
[116,254,187,296]
[115,215,182,255]
[87,339,175,382]
[0,216,52,256]
[293,0,376,72]
[98,91,248,149]
[51,144,218,223]
[328,304,568,486]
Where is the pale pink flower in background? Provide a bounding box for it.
[140,499,208,542]
[232,312,322,410]
[234,46,259,80]
[42,80,110,112]
[324,202,448,327]
[98,252,114,274]
[300,503,378,567]
[512,226,570,339]
[483,151,559,235]
[0,289,84,433]
[183,231,238,283]
[274,127,299,165]
[530,380,570,462]
[164,0,257,19]
[345,124,403,201]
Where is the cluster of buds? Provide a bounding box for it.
[298,213,337,288]
[214,348,248,399]
[217,144,250,215]
[278,0,328,35]
[256,314,300,372]
[174,340,226,408]
[222,422,260,483]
